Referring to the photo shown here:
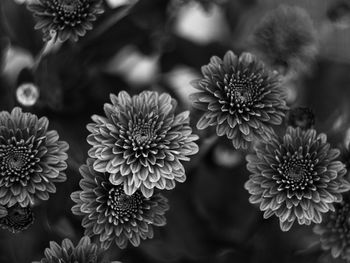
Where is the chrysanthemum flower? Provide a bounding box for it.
[286,107,315,130]
[27,0,104,42]
[191,51,288,149]
[87,90,199,197]
[0,107,69,207]
[245,127,350,231]
[0,203,34,233]
[71,159,169,249]
[313,195,350,261]
[252,5,317,73]
[33,236,109,263]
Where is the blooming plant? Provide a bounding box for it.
[0,0,350,262]
[71,158,169,249]
[87,91,199,197]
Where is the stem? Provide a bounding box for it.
[32,34,59,71]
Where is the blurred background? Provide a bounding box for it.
[1,0,350,262]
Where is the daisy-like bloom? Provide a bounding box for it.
[0,203,34,233]
[33,236,110,263]
[71,159,169,249]
[27,0,104,42]
[0,107,69,207]
[245,127,350,231]
[252,5,317,73]
[286,107,315,130]
[313,195,350,261]
[87,90,199,197]
[191,51,288,149]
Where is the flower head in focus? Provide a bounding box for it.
[71,159,169,249]
[33,236,109,263]
[0,107,69,207]
[245,127,350,231]
[0,203,34,233]
[87,90,199,197]
[191,51,288,149]
[252,5,317,74]
[286,107,315,130]
[314,195,350,261]
[27,0,104,42]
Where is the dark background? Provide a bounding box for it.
[1,0,350,262]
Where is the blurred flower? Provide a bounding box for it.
[245,127,350,231]
[0,203,34,233]
[0,107,69,207]
[191,51,288,149]
[286,107,315,130]
[33,236,109,263]
[171,0,226,11]
[314,195,350,260]
[27,0,104,42]
[71,159,169,249]
[16,83,40,107]
[327,1,350,29]
[252,5,317,74]
[87,91,199,197]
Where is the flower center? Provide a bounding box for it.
[0,144,39,184]
[7,153,27,170]
[134,128,152,145]
[220,71,264,113]
[1,145,31,171]
[229,83,252,104]
[277,152,315,191]
[286,165,305,182]
[58,0,82,12]
[107,186,143,220]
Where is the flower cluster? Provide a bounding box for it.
[191,51,288,149]
[245,127,350,231]
[71,159,169,249]
[33,236,110,263]
[0,107,69,208]
[87,90,199,197]
[27,0,104,42]
[252,5,317,73]
[313,195,350,261]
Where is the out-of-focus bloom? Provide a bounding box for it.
[245,127,350,231]
[171,0,226,11]
[33,236,110,263]
[286,107,315,130]
[71,159,169,249]
[0,107,69,207]
[87,91,199,197]
[252,5,317,73]
[327,1,350,29]
[27,0,104,42]
[191,51,288,149]
[16,83,40,107]
[0,203,34,233]
[314,195,350,260]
